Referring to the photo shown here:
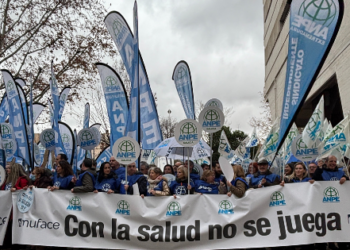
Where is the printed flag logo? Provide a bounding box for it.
[323,187,340,203]
[115,200,130,215]
[104,76,121,93]
[218,200,234,214]
[203,109,221,128]
[67,196,82,211]
[299,0,337,26]
[6,80,16,98]
[175,66,188,86]
[269,191,286,207]
[1,123,12,139]
[166,201,181,216]
[112,19,127,47]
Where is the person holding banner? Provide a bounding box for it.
[227,165,249,198]
[284,163,294,180]
[311,155,348,184]
[246,162,258,179]
[5,163,30,192]
[71,158,96,193]
[141,167,170,197]
[170,165,194,196]
[25,167,52,189]
[194,170,227,195]
[119,162,147,196]
[250,159,280,189]
[48,160,75,191]
[93,162,120,194]
[281,162,311,185]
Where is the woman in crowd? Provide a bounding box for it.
[163,164,175,175]
[142,167,170,197]
[3,163,30,191]
[93,162,119,194]
[246,162,258,178]
[27,167,52,189]
[195,170,227,194]
[169,165,194,196]
[284,163,294,180]
[281,162,311,185]
[227,165,249,198]
[48,161,75,191]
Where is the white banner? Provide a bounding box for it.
[0,191,13,246]
[11,182,350,249]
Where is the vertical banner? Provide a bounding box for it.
[104,11,163,150]
[32,103,45,123]
[95,146,112,170]
[1,70,31,166]
[95,63,129,146]
[58,87,71,121]
[17,85,28,125]
[72,129,78,174]
[276,0,343,155]
[172,61,195,120]
[0,94,9,123]
[50,62,67,156]
[77,103,90,165]
[29,78,35,169]
[58,122,75,165]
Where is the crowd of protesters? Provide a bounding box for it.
[1,154,350,249]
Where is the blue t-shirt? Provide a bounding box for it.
[194,180,219,194]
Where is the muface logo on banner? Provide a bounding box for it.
[205,98,223,111]
[291,135,318,161]
[17,189,34,213]
[0,165,5,187]
[174,119,202,147]
[269,191,286,207]
[112,136,140,165]
[115,200,130,215]
[199,106,225,133]
[40,128,55,150]
[166,201,181,216]
[218,200,234,214]
[323,186,340,203]
[78,128,100,151]
[67,196,82,211]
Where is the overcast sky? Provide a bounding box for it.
[104,0,265,135]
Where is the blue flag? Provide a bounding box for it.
[50,62,67,156]
[276,0,343,154]
[73,129,78,175]
[96,146,112,171]
[1,70,31,166]
[172,61,195,119]
[0,94,9,123]
[77,103,90,166]
[104,10,163,150]
[58,87,70,121]
[95,63,129,147]
[17,85,28,125]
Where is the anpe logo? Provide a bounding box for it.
[6,80,16,98]
[1,124,12,139]
[104,76,121,93]
[43,130,55,143]
[62,133,70,143]
[117,140,136,158]
[299,0,337,27]
[115,200,130,215]
[202,109,220,127]
[218,200,234,214]
[269,191,286,207]
[207,100,219,107]
[179,122,197,141]
[67,196,82,211]
[323,187,340,203]
[166,201,181,216]
[112,19,127,47]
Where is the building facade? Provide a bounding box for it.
[264,0,350,128]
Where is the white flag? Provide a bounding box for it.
[302,96,324,147]
[234,137,249,160]
[218,130,234,160]
[282,123,299,163]
[258,118,280,160]
[246,127,259,148]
